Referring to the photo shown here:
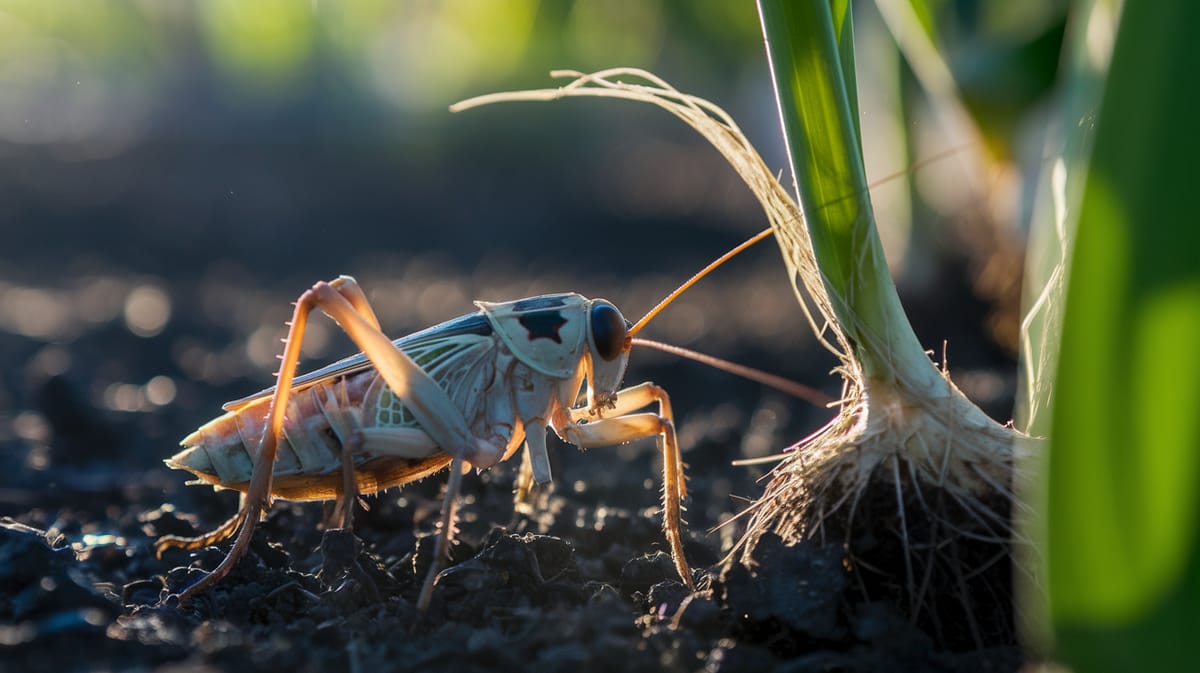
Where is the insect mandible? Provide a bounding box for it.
[155,276,707,611]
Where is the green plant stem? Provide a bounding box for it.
[758,0,933,387]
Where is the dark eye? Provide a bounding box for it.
[590,302,627,361]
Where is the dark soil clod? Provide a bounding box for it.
[121,578,165,607]
[620,550,677,598]
[719,534,848,649]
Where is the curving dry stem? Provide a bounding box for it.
[452,68,857,381]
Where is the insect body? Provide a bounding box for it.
[157,279,690,610]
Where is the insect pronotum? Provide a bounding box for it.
[155,229,810,611]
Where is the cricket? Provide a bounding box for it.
[153,229,809,612]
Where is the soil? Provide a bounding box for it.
[0,261,1025,673]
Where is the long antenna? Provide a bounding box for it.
[628,227,773,336]
[632,338,834,407]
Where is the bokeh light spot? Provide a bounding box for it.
[144,375,177,406]
[124,283,171,337]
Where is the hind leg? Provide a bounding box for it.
[163,277,496,610]
[163,277,490,604]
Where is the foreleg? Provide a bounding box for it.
[570,382,686,497]
[556,382,694,590]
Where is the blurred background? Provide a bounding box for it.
[0,1,1063,530]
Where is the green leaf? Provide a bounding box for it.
[1045,1,1200,670]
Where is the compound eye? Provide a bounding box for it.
[590,302,627,361]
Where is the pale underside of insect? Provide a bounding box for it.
[156,278,692,611]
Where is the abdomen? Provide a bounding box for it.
[166,371,455,500]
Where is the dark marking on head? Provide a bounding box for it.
[519,310,568,343]
[513,295,569,312]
